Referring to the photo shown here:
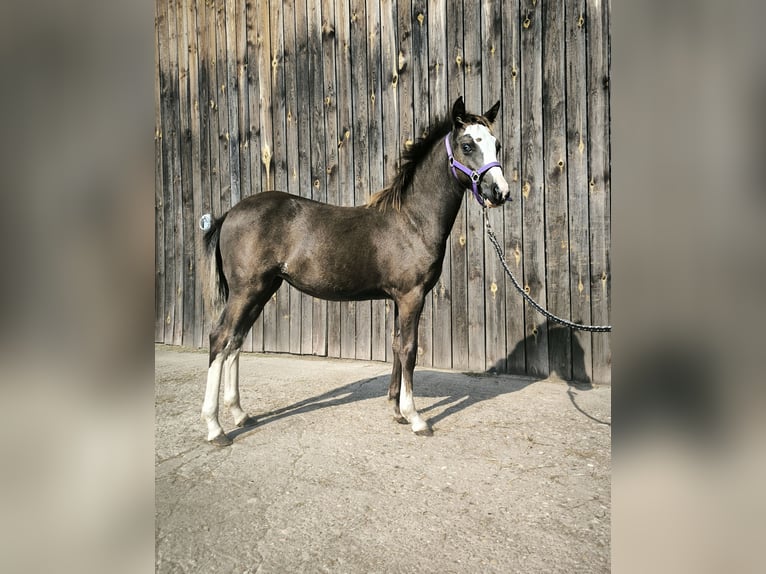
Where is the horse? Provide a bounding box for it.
[200,96,510,446]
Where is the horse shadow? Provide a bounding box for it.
[229,325,604,441]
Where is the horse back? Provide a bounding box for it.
[219,192,426,301]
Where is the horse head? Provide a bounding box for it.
[446,96,510,208]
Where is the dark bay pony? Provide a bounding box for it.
[201,96,510,445]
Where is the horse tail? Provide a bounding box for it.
[201,212,229,310]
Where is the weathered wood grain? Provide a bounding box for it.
[168,0,185,345]
[322,0,342,359]
[367,0,387,363]
[586,0,611,384]
[336,0,357,359]
[154,0,611,385]
[463,0,486,371]
[500,0,526,376]
[543,0,572,379]
[185,0,205,349]
[350,0,372,361]
[269,1,291,353]
[481,0,507,372]
[447,0,468,371]
[158,0,176,345]
[244,0,264,352]
[380,0,399,363]
[565,0,593,382]
[411,0,432,368]
[155,0,166,343]
[520,0,549,378]
[428,0,452,370]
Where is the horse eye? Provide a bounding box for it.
[461,144,472,154]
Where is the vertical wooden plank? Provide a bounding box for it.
[564,0,593,382]
[168,0,185,345]
[196,0,212,348]
[155,0,166,343]
[183,0,205,349]
[411,0,432,368]
[159,0,177,345]
[224,0,242,208]
[321,0,342,359]
[481,0,507,372]
[214,0,232,214]
[178,0,197,347]
[379,0,398,363]
[428,0,451,369]
[254,0,278,352]
[396,0,414,155]
[235,0,252,204]
[235,0,260,351]
[586,0,611,383]
[520,0,549,378]
[244,0,264,352]
[394,0,414,362]
[236,0,253,208]
[269,1,291,353]
[500,0,526,375]
[447,0,468,371]
[293,0,313,354]
[543,0,572,379]
[231,0,253,351]
[283,0,302,355]
[350,0,372,361]
[463,0,486,371]
[336,0,356,359]
[201,0,224,348]
[203,1,219,226]
[212,0,231,343]
[565,0,593,383]
[367,0,386,362]
[307,0,328,356]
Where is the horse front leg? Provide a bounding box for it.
[388,304,407,424]
[396,293,432,436]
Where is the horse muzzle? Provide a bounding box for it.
[483,171,511,208]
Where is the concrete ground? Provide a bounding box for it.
[155,345,610,573]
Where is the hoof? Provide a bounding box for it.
[414,426,434,437]
[235,415,257,428]
[393,415,409,425]
[208,433,233,447]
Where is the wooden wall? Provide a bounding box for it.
[155,0,611,384]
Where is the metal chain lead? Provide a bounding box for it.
[483,210,612,333]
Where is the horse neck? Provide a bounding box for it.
[400,140,465,247]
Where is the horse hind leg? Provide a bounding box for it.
[202,280,280,445]
[202,346,230,446]
[222,349,257,429]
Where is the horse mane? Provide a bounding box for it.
[367,118,453,212]
[367,109,493,211]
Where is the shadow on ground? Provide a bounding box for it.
[229,325,605,442]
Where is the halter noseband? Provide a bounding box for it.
[445,134,502,207]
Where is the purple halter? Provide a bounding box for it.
[445,134,502,207]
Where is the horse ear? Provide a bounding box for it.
[484,100,501,123]
[452,96,466,124]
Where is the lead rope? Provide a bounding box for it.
[482,209,612,333]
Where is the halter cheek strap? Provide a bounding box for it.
[445,135,502,206]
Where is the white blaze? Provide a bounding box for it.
[463,124,509,201]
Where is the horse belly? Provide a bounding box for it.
[280,253,388,302]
